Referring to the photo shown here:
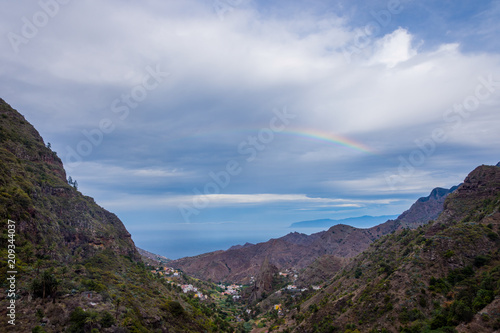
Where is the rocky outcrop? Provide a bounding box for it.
[247,257,279,304]
[396,186,459,227]
[0,98,138,261]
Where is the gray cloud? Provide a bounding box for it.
[1,0,499,257]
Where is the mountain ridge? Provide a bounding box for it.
[277,164,500,333]
[170,185,457,284]
[0,98,233,332]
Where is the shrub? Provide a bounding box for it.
[449,300,473,324]
[100,311,115,328]
[68,307,88,333]
[418,295,427,308]
[447,266,474,286]
[162,300,185,317]
[354,268,362,279]
[487,231,499,241]
[429,277,450,294]
[473,255,491,267]
[472,289,494,312]
[443,250,454,258]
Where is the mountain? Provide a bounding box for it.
[0,99,232,332]
[227,242,254,251]
[289,215,399,229]
[396,186,460,228]
[170,185,457,284]
[273,164,500,333]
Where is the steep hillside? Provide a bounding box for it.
[277,164,500,333]
[396,186,459,228]
[0,99,137,262]
[0,99,233,332]
[137,247,171,267]
[171,186,455,284]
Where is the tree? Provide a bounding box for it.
[31,270,59,303]
[67,176,78,190]
[100,311,115,328]
[85,311,99,331]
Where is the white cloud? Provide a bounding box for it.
[70,162,188,195]
[98,192,400,211]
[2,1,499,138]
[369,28,417,67]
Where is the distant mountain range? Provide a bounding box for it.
[170,185,458,284]
[289,215,399,229]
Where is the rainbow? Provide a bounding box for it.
[280,129,376,154]
[170,128,376,155]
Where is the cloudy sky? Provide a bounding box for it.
[1,0,500,259]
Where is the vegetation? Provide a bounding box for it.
[253,164,500,332]
[0,99,235,332]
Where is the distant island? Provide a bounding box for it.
[289,215,399,229]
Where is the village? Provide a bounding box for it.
[148,265,326,321]
[149,266,244,301]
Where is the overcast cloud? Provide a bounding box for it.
[1,0,500,258]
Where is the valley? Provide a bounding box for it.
[1,97,499,332]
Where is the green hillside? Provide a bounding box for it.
[277,165,500,333]
[0,98,234,332]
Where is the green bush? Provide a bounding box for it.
[429,277,450,294]
[443,250,454,258]
[447,266,474,286]
[474,255,491,267]
[449,300,473,324]
[472,289,494,312]
[162,300,185,317]
[100,311,115,328]
[487,231,499,241]
[68,307,87,333]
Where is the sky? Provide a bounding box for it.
[1,0,500,259]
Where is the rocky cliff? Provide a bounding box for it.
[0,98,137,261]
[0,98,231,332]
